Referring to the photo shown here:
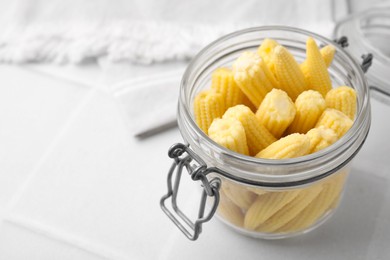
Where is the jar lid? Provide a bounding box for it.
[334,6,390,96]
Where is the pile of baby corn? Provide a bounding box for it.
[194,37,356,234]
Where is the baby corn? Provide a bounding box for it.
[194,90,224,135]
[316,108,353,138]
[257,38,279,73]
[300,37,332,96]
[256,133,310,159]
[222,181,256,210]
[320,45,336,67]
[306,126,338,153]
[272,45,307,100]
[325,86,357,119]
[218,189,245,227]
[256,89,296,138]
[232,51,277,108]
[278,173,346,233]
[257,184,323,232]
[211,67,246,109]
[244,190,300,230]
[300,44,336,69]
[223,105,277,156]
[208,117,249,155]
[286,90,326,134]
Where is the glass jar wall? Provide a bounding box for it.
[174,26,371,239]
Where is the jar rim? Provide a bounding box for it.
[178,25,370,185]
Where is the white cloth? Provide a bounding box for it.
[111,69,184,137]
[0,0,340,64]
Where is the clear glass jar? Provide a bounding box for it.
[161,26,371,240]
[335,6,390,100]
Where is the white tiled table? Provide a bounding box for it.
[0,64,389,260]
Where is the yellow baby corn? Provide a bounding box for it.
[208,117,249,155]
[244,190,300,230]
[211,67,246,109]
[194,90,224,135]
[222,181,256,210]
[286,90,326,134]
[320,45,336,68]
[218,189,245,227]
[255,89,296,138]
[257,184,323,233]
[232,51,277,107]
[209,118,254,209]
[272,45,307,100]
[255,133,310,159]
[306,126,338,153]
[325,86,357,119]
[315,108,353,138]
[300,44,336,69]
[257,38,279,72]
[278,173,346,233]
[300,37,332,97]
[223,105,277,156]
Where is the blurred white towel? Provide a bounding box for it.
[0,0,342,64]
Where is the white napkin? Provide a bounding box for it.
[111,69,184,137]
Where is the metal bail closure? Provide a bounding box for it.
[334,36,373,73]
[160,143,221,241]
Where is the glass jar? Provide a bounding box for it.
[334,6,390,101]
[160,26,371,240]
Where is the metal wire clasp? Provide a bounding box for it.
[160,143,221,241]
[334,36,373,73]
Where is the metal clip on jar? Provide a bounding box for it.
[160,26,385,240]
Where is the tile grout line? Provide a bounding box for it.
[4,214,131,260]
[1,88,96,218]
